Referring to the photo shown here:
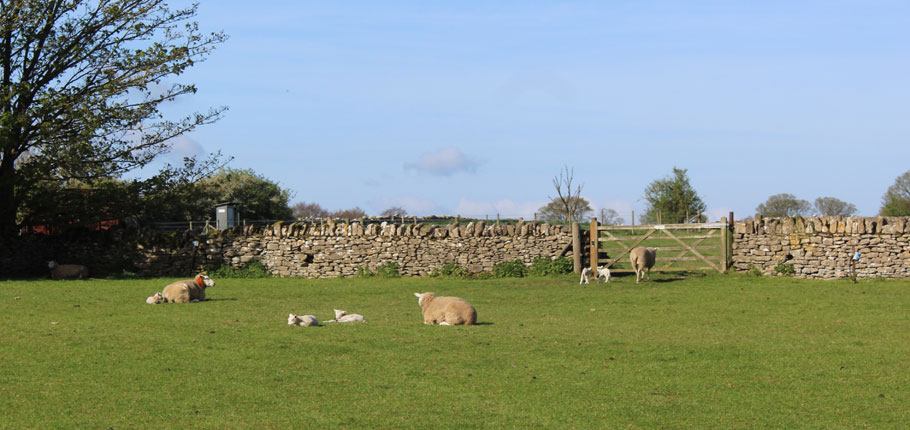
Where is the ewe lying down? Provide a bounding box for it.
[47,261,89,279]
[414,292,477,326]
[161,274,215,303]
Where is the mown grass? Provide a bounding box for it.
[1,273,909,429]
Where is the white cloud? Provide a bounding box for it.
[167,135,205,160]
[454,198,545,219]
[707,207,733,223]
[404,147,480,176]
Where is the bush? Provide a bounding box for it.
[376,262,401,278]
[747,265,763,277]
[209,260,271,278]
[493,259,528,278]
[430,262,468,278]
[529,256,574,276]
[774,263,795,277]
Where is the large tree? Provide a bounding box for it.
[880,170,910,216]
[756,193,812,217]
[814,196,858,217]
[0,0,226,235]
[197,168,293,220]
[642,167,706,224]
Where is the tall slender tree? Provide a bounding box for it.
[642,167,706,224]
[0,0,227,235]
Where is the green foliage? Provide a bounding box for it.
[430,263,469,278]
[209,260,271,279]
[375,262,401,278]
[0,1,227,236]
[4,275,910,428]
[879,170,910,216]
[773,263,796,276]
[493,259,528,278]
[356,267,374,278]
[756,193,813,217]
[747,265,763,277]
[529,256,574,276]
[642,167,707,224]
[197,168,294,220]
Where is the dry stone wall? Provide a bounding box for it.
[731,216,910,279]
[0,220,572,278]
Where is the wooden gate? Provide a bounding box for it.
[589,218,732,274]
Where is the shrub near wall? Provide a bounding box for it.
[732,216,910,279]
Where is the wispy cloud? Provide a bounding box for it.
[370,196,441,216]
[404,147,480,176]
[167,135,205,161]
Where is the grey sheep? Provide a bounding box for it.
[47,261,89,279]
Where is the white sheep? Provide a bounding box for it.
[579,266,611,284]
[288,313,320,327]
[146,292,163,304]
[630,247,657,283]
[325,309,365,323]
[161,274,214,303]
[47,261,89,279]
[413,292,476,325]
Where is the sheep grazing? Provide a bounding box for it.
[579,266,611,284]
[413,292,477,326]
[630,247,657,283]
[47,261,89,280]
[326,309,365,323]
[288,313,320,327]
[161,274,214,303]
[146,292,163,305]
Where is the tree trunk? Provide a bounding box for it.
[0,159,18,237]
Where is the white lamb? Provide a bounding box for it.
[48,261,89,279]
[325,309,365,323]
[146,292,163,304]
[414,292,476,325]
[579,266,611,284]
[288,313,320,327]
[630,247,657,283]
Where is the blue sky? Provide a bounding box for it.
[156,0,910,221]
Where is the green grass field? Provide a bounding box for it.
[2,273,909,429]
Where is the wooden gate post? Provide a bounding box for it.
[720,217,728,272]
[590,218,599,272]
[572,222,582,274]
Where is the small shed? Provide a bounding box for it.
[215,202,240,230]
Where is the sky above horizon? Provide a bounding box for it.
[153,0,910,222]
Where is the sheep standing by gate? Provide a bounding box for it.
[630,247,657,283]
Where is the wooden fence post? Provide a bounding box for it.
[720,217,728,272]
[572,222,582,274]
[590,218,599,272]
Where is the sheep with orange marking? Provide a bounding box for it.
[413,292,477,325]
[161,274,214,303]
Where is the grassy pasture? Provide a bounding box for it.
[2,273,909,429]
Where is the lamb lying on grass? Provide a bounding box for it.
[288,313,320,327]
[325,309,365,323]
[47,261,89,280]
[146,292,163,304]
[630,247,657,283]
[414,292,476,325]
[161,274,214,303]
[579,266,611,284]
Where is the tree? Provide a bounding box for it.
[330,207,366,219]
[543,165,591,223]
[292,202,328,219]
[380,206,408,217]
[197,169,293,220]
[642,167,706,224]
[880,170,910,216]
[0,1,227,236]
[756,193,812,217]
[814,197,858,217]
[538,196,593,223]
[600,208,624,226]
